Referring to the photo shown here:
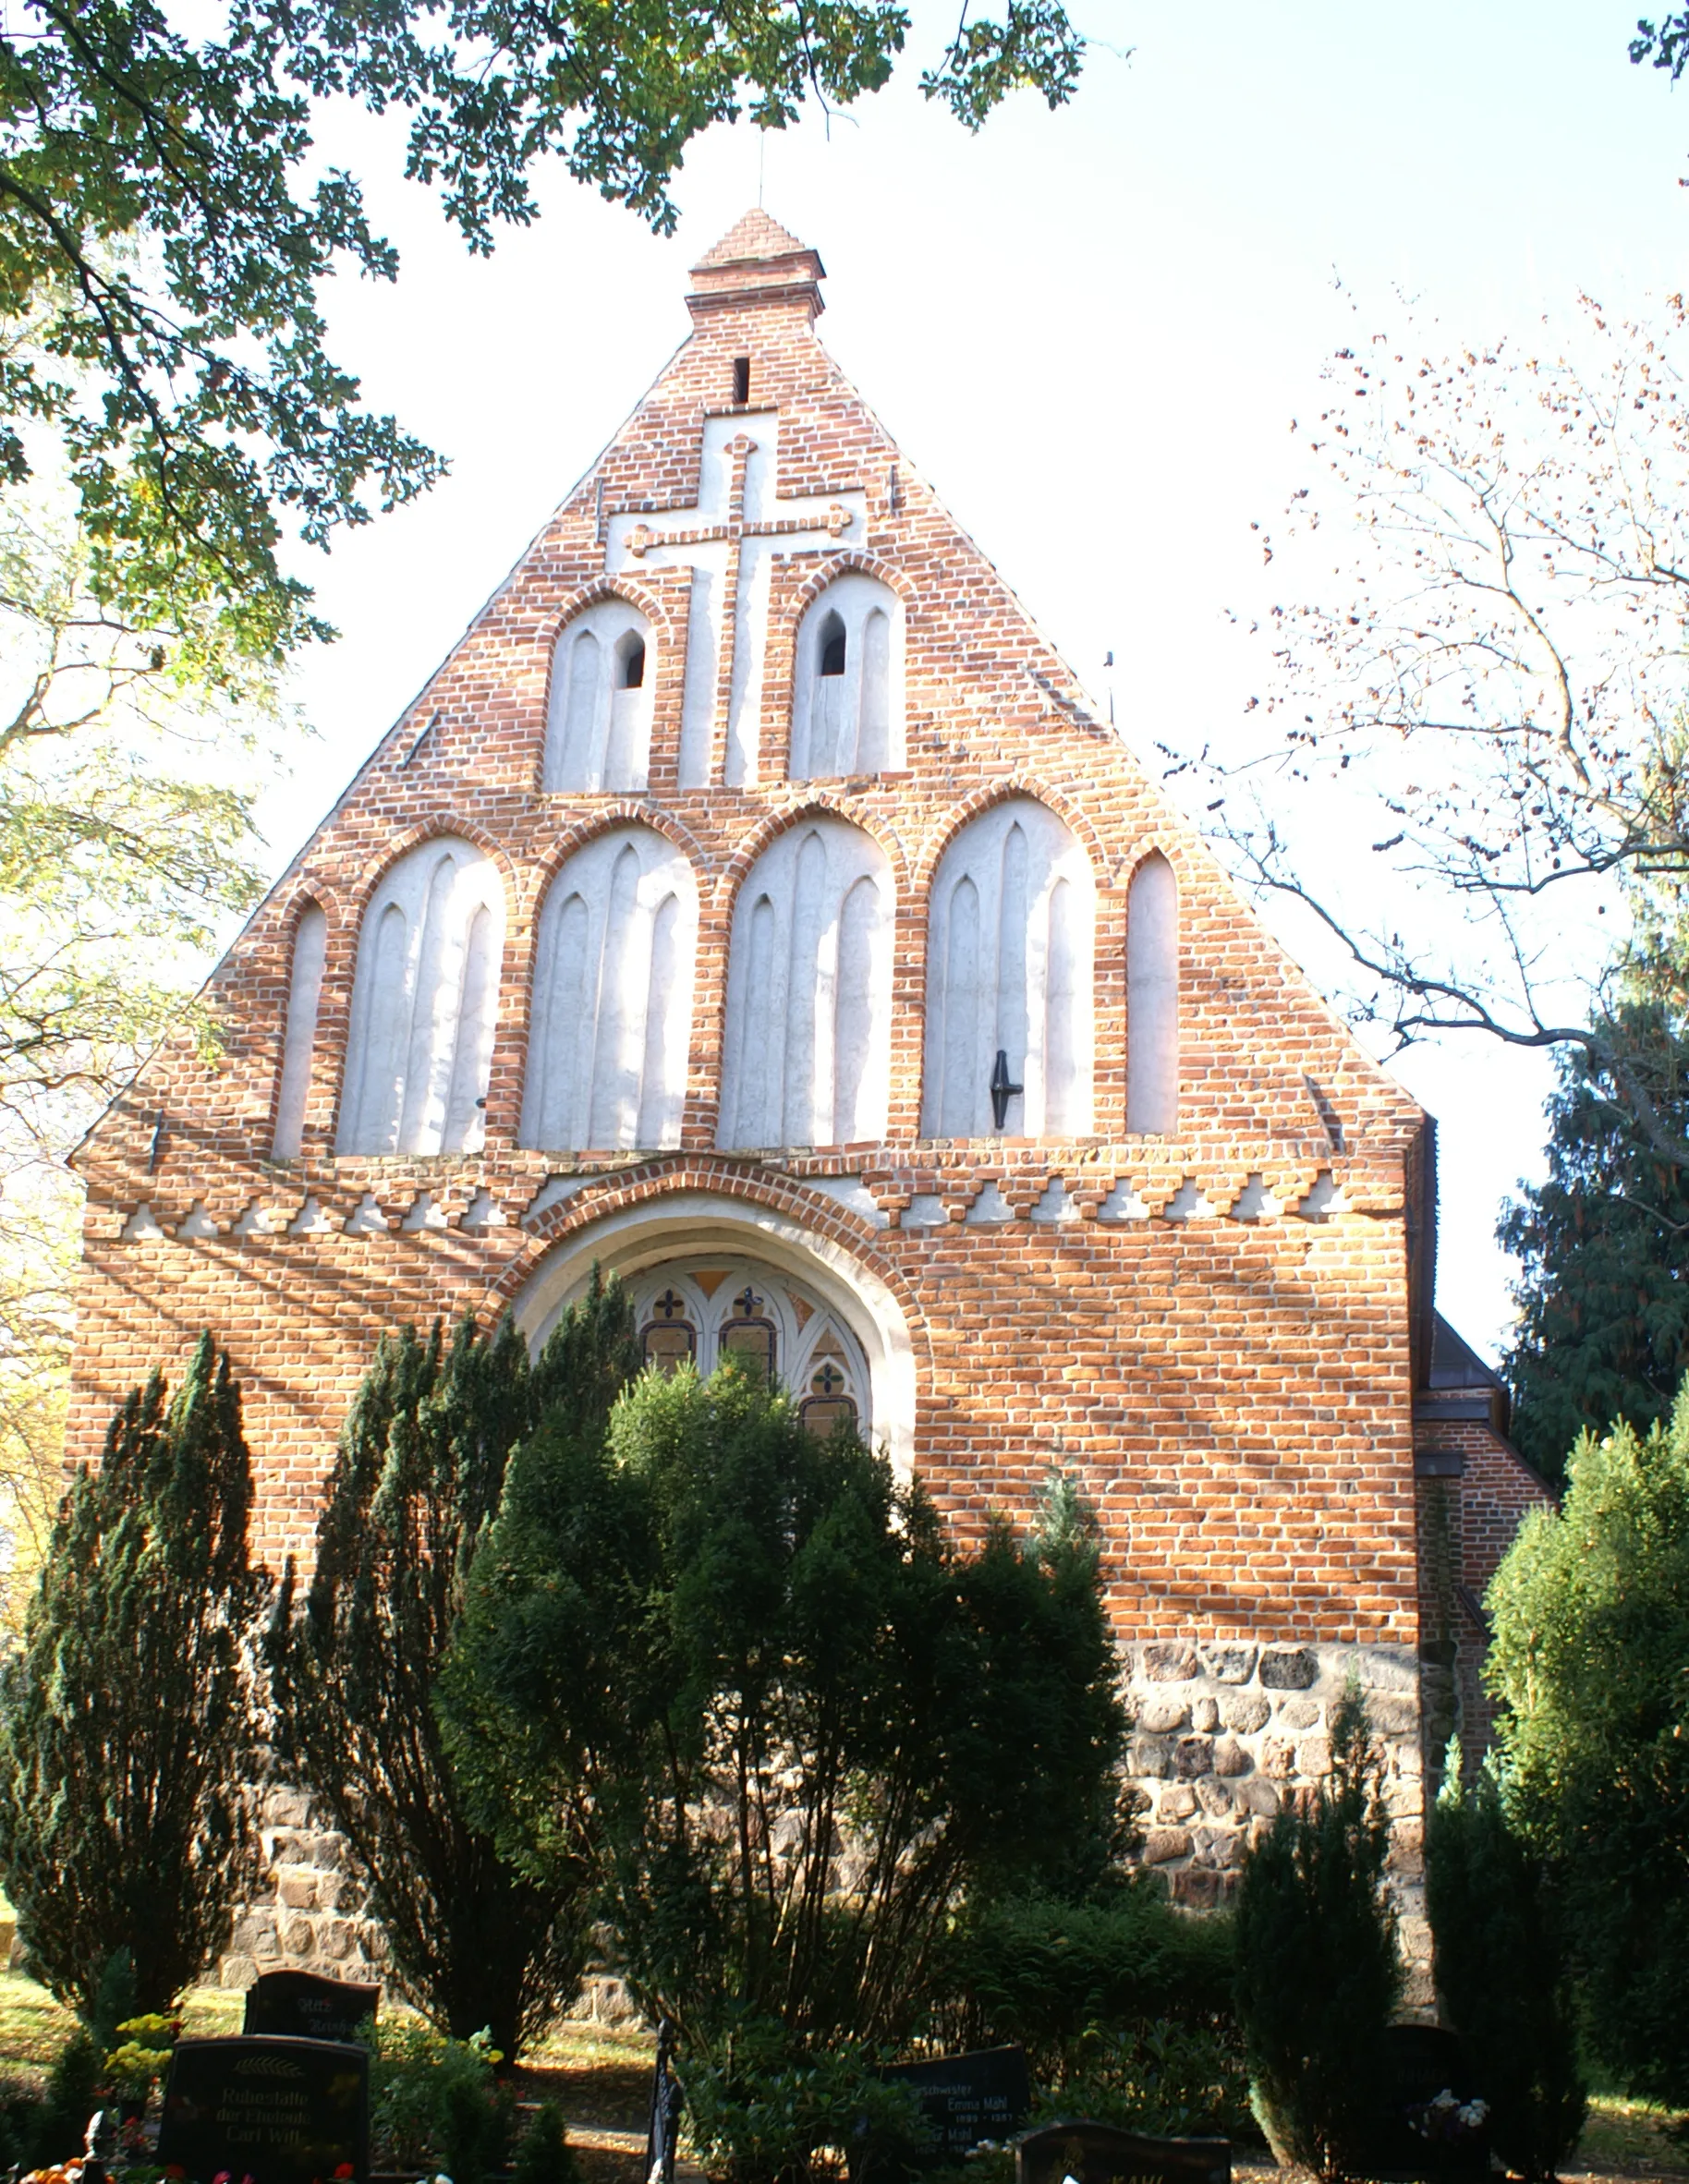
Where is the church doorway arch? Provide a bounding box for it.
[509,1192,917,1476]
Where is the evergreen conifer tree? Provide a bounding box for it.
[1426,1762,1586,2180]
[1500,1011,1689,1478]
[1486,1387,1689,2106]
[1233,1687,1401,2184]
[269,1291,640,2057]
[441,1360,1131,2055]
[0,1332,267,2016]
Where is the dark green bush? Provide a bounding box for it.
[929,1888,1233,2069]
[1234,1685,1401,2183]
[368,2020,514,2184]
[1427,1760,1586,2180]
[512,2102,577,2184]
[678,2019,930,2184]
[1030,2018,1253,2142]
[30,2026,103,2166]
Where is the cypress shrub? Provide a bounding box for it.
[269,1292,640,2058]
[1233,1685,1401,2183]
[1426,1762,1586,2179]
[0,1333,267,2016]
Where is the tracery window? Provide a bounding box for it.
[789,573,904,779]
[921,796,1095,1137]
[718,816,892,1149]
[625,1257,868,1438]
[338,839,504,1157]
[521,824,697,1152]
[544,597,656,792]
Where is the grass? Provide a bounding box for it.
[1575,2094,1689,2180]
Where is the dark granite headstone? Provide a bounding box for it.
[1361,2024,1489,2181]
[881,2047,1031,2161]
[1016,2120,1231,2184]
[157,2035,370,2184]
[243,1973,380,2047]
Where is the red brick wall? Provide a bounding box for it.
[69,228,1429,1659]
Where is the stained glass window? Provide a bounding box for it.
[641,1287,696,1377]
[800,1358,857,1438]
[720,1284,777,1379]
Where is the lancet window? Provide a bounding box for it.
[626,1257,868,1437]
[717,816,893,1149]
[544,597,656,793]
[1126,851,1180,1134]
[788,573,903,779]
[921,796,1095,1137]
[272,901,327,1159]
[338,839,504,1157]
[520,824,697,1153]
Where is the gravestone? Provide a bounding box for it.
[157,2035,371,2184]
[243,1972,381,2046]
[1016,2120,1231,2184]
[881,2046,1031,2161]
[1362,2024,1489,2180]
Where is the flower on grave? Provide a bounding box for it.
[1407,2089,1489,2145]
[334,2166,356,2178]
[213,2170,232,2183]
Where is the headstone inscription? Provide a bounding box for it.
[243,1972,381,2046]
[157,2036,371,2184]
[880,2047,1032,2161]
[1015,2120,1231,2184]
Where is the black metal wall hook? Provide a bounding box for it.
[990,1049,1023,1131]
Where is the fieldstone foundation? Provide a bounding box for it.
[1124,1639,1430,2008]
[219,1644,1431,2013]
[219,1783,386,1989]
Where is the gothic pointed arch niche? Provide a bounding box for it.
[718,814,893,1148]
[521,822,698,1152]
[272,900,327,1158]
[544,596,656,793]
[337,837,504,1155]
[1126,850,1179,1134]
[920,795,1095,1137]
[788,571,905,779]
[510,1192,916,1477]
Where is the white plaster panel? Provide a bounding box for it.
[718,817,893,1149]
[521,824,698,1153]
[337,838,504,1157]
[1126,852,1179,1134]
[544,598,654,793]
[921,797,1095,1137]
[272,904,327,1159]
[789,571,905,779]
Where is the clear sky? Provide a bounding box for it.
[261,0,1689,1364]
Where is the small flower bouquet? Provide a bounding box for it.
[1408,2087,1490,2147]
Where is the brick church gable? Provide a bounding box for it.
[67,212,1555,1975]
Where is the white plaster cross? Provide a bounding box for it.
[604,414,867,787]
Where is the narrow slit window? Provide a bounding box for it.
[733,356,751,404]
[620,633,646,689]
[819,612,846,677]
